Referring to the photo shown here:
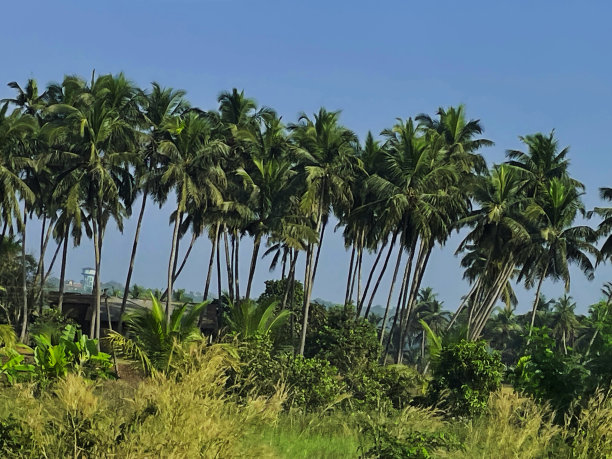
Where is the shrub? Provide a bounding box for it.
[32,324,112,381]
[429,340,503,417]
[357,406,460,458]
[511,328,589,416]
[307,305,380,373]
[281,354,346,411]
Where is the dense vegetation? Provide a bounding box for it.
[0,73,612,457]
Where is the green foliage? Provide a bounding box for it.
[281,354,346,411]
[258,278,304,311]
[231,334,345,412]
[307,305,380,372]
[33,324,111,380]
[29,307,77,343]
[107,295,207,374]
[0,348,34,384]
[511,327,589,416]
[429,340,503,417]
[225,299,291,341]
[357,407,461,458]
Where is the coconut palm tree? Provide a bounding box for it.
[289,108,359,355]
[521,178,598,336]
[118,83,188,331]
[43,73,138,340]
[457,164,531,340]
[551,294,580,354]
[158,111,227,322]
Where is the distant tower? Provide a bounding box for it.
[81,268,95,293]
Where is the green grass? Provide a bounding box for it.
[241,413,361,458]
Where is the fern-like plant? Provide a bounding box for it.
[225,300,291,340]
[107,295,208,374]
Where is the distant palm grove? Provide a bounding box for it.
[2,73,612,456]
[1,72,612,357]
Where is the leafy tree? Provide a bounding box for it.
[428,340,503,417]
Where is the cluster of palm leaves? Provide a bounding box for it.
[1,73,611,360]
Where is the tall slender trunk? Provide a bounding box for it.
[366,233,397,319]
[562,329,567,355]
[384,246,414,361]
[119,192,147,332]
[471,263,514,340]
[397,241,431,364]
[172,232,196,283]
[299,242,314,356]
[358,237,387,317]
[281,249,298,310]
[344,243,356,306]
[245,236,261,301]
[216,228,222,302]
[528,265,548,338]
[90,214,103,346]
[379,245,403,347]
[234,230,240,301]
[355,230,365,315]
[281,249,288,281]
[166,205,182,322]
[223,226,234,303]
[42,239,62,287]
[171,213,184,282]
[36,214,53,312]
[19,209,28,342]
[204,222,220,301]
[57,230,69,313]
[311,219,327,290]
[299,199,324,356]
[446,279,480,332]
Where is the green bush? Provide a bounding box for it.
[33,324,112,381]
[428,340,503,417]
[307,305,380,373]
[282,354,345,411]
[511,328,589,416]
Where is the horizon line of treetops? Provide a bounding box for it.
[1,71,611,360]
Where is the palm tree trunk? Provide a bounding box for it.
[299,242,315,356]
[216,227,222,302]
[528,265,548,339]
[358,237,387,317]
[166,205,182,322]
[355,230,365,315]
[397,242,431,364]
[234,230,240,301]
[365,233,397,319]
[245,236,261,301]
[344,243,356,306]
[90,215,103,345]
[42,238,62,287]
[471,263,514,340]
[119,191,147,333]
[19,210,28,342]
[281,249,298,310]
[223,226,234,303]
[384,245,415,361]
[36,214,53,312]
[204,222,220,302]
[171,213,184,282]
[562,329,567,355]
[172,232,196,283]
[311,219,327,290]
[447,279,480,331]
[57,229,69,313]
[378,244,403,346]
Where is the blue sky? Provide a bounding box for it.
[2,1,611,312]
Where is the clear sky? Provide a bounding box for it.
[2,0,611,313]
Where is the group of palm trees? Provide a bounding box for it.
[1,71,611,359]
